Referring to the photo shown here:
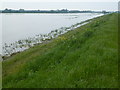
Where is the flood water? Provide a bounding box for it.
[0,13,103,55]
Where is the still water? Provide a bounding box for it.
[0,13,103,55]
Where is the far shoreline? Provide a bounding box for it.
[0,9,110,14]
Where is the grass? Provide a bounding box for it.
[2,13,118,88]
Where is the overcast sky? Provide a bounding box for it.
[1,0,119,2]
[0,0,119,11]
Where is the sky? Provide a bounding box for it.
[0,0,119,11]
[1,0,119,2]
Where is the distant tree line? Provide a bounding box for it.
[0,8,111,13]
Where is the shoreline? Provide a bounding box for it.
[2,14,104,60]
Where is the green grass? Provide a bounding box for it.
[3,13,118,88]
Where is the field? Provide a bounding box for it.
[3,13,118,88]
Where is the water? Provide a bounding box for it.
[0,13,103,55]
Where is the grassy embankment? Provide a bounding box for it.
[3,13,118,88]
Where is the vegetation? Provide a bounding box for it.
[1,8,110,13]
[3,13,118,88]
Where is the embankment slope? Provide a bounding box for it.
[3,13,118,88]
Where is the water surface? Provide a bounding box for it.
[1,13,103,55]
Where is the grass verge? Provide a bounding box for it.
[3,13,118,88]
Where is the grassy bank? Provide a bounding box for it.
[3,13,118,88]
